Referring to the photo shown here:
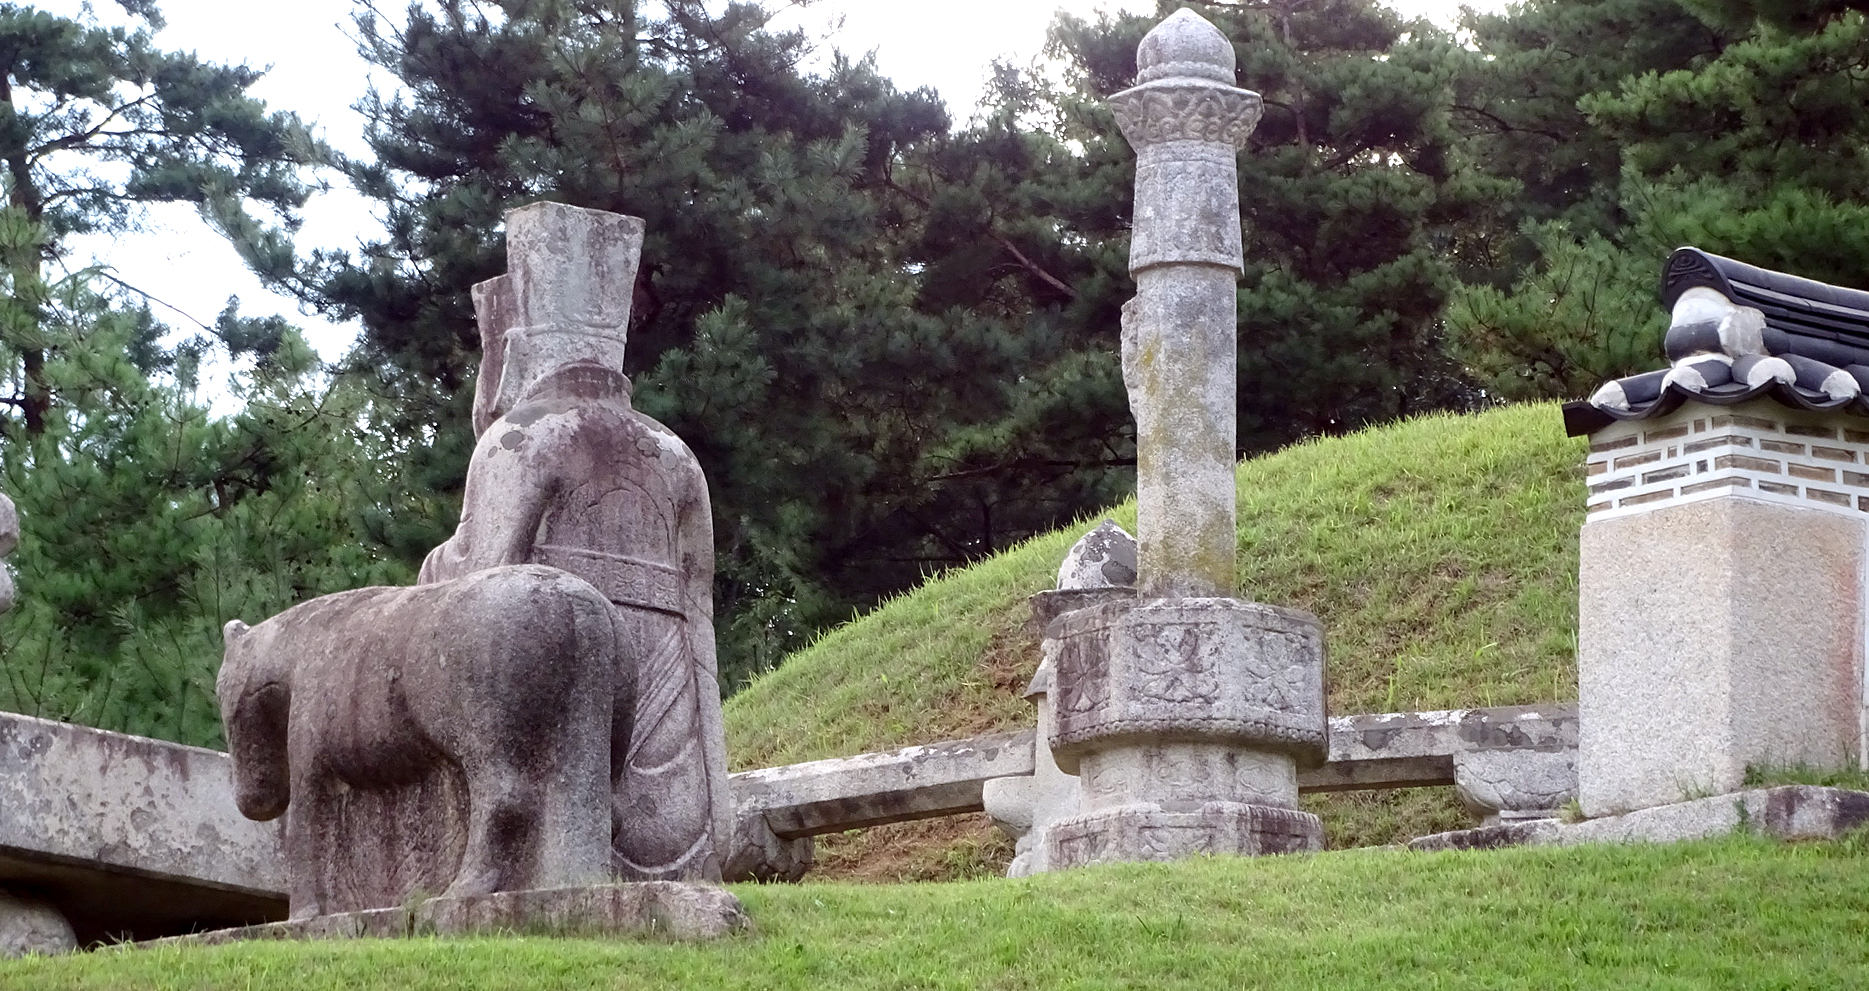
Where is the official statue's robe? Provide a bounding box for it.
[422,361,732,881]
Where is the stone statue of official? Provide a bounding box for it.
[421,202,732,881]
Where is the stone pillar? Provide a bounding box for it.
[1578,400,1866,817]
[1042,11,1327,870]
[0,492,16,614]
[1112,9,1260,601]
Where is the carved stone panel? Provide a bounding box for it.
[1046,803,1322,869]
[1050,598,1327,768]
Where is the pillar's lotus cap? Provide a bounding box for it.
[1135,8,1235,85]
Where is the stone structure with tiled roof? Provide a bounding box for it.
[1566,249,1867,821]
[1566,247,1869,435]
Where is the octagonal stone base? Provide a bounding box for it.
[1050,597,1326,768]
[1079,742,1297,810]
[1046,803,1322,868]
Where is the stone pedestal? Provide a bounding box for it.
[1579,401,1866,817]
[1454,748,1576,824]
[983,583,1136,876]
[1044,599,1326,867]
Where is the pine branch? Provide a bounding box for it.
[28,94,157,158]
[880,173,1078,300]
[92,271,215,332]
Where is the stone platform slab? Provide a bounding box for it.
[147,882,747,945]
[1408,785,1869,852]
[0,712,286,944]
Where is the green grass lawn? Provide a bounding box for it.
[723,402,1589,856]
[11,834,1868,990]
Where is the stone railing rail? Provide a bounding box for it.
[734,704,1579,839]
[0,703,1576,942]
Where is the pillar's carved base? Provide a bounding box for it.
[1045,803,1322,868]
[1050,597,1328,766]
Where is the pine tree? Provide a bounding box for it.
[991,0,1492,449]
[1442,0,1869,399]
[1584,2,1869,283]
[0,3,408,745]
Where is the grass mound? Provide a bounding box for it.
[14,835,1869,989]
[723,402,1589,862]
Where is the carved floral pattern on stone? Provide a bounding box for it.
[1052,829,1106,866]
[1128,623,1220,704]
[1138,822,1208,858]
[1110,83,1262,149]
[1055,631,1111,715]
[1234,629,1311,713]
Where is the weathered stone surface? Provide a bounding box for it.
[1056,521,1137,591]
[1312,705,1578,792]
[0,889,76,958]
[1407,818,1562,853]
[721,812,812,884]
[734,730,1035,839]
[1081,742,1298,809]
[1454,748,1577,821]
[418,881,746,939]
[1108,8,1261,600]
[153,882,746,945]
[219,565,618,918]
[0,711,286,944]
[1050,598,1328,767]
[1579,492,1863,817]
[1030,587,1137,635]
[1412,786,1869,851]
[423,202,732,882]
[0,490,16,613]
[1557,785,1869,846]
[1332,706,1571,761]
[468,274,516,437]
[1045,609,1325,869]
[1047,803,1321,868]
[985,586,1137,876]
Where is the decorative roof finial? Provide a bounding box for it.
[1135,8,1235,84]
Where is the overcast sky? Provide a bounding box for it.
[44,0,1483,364]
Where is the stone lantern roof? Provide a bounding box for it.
[1563,247,1869,435]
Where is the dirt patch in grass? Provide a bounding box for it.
[807,815,1014,883]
